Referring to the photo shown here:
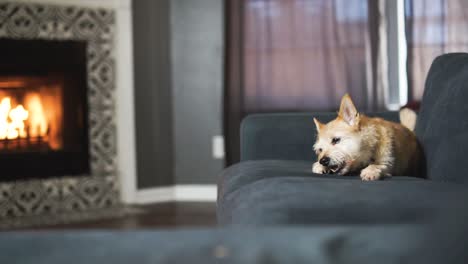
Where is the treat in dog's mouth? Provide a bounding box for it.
[328,164,344,174]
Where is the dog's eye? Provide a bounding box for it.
[331,137,341,145]
[318,148,322,153]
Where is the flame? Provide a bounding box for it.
[0,95,48,140]
[24,93,48,137]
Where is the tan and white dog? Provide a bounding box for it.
[312,94,423,181]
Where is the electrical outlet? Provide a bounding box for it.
[212,135,225,159]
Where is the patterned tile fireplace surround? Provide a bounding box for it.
[0,1,132,226]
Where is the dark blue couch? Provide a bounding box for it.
[2,219,468,264]
[218,53,468,225]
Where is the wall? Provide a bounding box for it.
[170,0,224,184]
[133,0,174,188]
[133,0,224,188]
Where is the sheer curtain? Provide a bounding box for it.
[243,0,370,112]
[406,0,468,101]
[224,0,385,165]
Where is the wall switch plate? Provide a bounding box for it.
[212,135,225,159]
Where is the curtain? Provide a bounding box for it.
[243,0,371,112]
[224,0,245,166]
[224,0,386,165]
[405,0,468,101]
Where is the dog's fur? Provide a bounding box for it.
[312,94,423,181]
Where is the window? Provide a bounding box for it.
[243,0,371,112]
[406,0,468,101]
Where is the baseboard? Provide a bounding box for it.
[134,186,174,204]
[134,185,217,204]
[174,185,218,202]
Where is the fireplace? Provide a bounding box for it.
[0,38,89,181]
[0,2,120,222]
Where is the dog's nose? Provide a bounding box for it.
[319,157,330,166]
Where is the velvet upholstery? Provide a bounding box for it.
[415,53,468,183]
[0,225,457,264]
[241,112,400,162]
[217,160,464,225]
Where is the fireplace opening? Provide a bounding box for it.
[0,39,89,181]
[0,76,63,152]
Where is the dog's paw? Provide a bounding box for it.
[360,166,383,181]
[312,162,329,174]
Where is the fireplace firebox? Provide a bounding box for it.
[0,39,89,181]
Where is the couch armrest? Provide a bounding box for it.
[240,112,400,162]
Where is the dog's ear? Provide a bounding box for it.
[338,94,360,126]
[313,118,324,132]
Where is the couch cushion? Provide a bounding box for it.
[217,160,420,204]
[415,53,468,182]
[217,160,466,225]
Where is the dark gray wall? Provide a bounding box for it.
[171,0,224,184]
[133,0,174,188]
[133,0,224,188]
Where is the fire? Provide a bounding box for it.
[24,93,48,138]
[0,95,48,140]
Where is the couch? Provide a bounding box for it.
[218,53,468,226]
[2,218,468,264]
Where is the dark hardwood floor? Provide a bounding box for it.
[28,202,217,230]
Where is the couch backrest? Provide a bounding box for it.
[241,112,399,162]
[415,53,468,182]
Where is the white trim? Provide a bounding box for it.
[135,186,174,204]
[134,185,218,204]
[174,185,218,202]
[396,0,408,106]
[385,0,398,110]
[115,1,138,204]
[379,0,391,110]
[385,0,408,110]
[364,14,374,111]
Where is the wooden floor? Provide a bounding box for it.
[30,202,217,230]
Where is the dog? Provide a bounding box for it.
[312,94,423,181]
